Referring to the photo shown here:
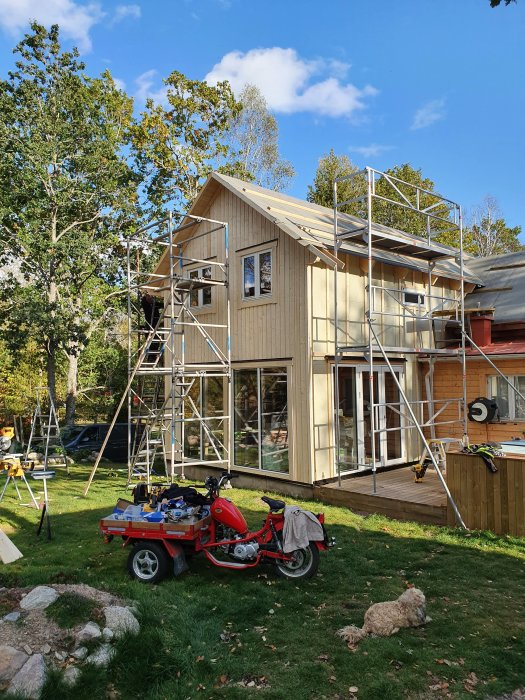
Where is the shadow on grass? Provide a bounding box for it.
[0,467,524,699]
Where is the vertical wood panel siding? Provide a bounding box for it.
[447,452,525,535]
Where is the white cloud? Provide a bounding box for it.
[349,143,395,158]
[411,98,446,130]
[111,4,141,24]
[0,0,104,52]
[112,76,126,91]
[205,47,377,118]
[135,69,168,105]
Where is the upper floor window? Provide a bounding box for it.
[189,266,212,308]
[242,249,272,299]
[488,374,525,420]
[403,289,425,306]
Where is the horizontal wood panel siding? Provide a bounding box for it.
[446,452,525,535]
[431,357,525,443]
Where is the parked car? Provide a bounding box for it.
[62,423,135,463]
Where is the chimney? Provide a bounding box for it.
[470,312,493,347]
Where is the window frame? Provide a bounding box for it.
[487,374,525,421]
[187,264,213,310]
[233,365,290,474]
[241,247,273,301]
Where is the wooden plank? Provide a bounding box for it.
[506,459,517,536]
[514,458,525,537]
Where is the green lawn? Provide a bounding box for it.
[0,466,524,700]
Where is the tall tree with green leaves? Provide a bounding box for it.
[0,23,137,422]
[224,84,295,191]
[131,71,241,214]
[307,150,364,216]
[465,195,522,257]
[372,163,453,240]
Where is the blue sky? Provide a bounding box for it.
[0,0,524,234]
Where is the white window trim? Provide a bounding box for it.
[187,264,213,311]
[241,248,273,301]
[487,374,525,421]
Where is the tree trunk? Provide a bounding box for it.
[46,345,56,408]
[65,351,78,425]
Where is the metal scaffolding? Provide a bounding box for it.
[333,167,469,526]
[84,211,231,495]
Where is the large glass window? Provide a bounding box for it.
[488,375,525,420]
[184,376,225,461]
[234,367,288,473]
[189,266,212,308]
[242,250,272,299]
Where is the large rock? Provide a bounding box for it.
[103,606,139,638]
[85,644,115,668]
[8,654,46,699]
[20,586,58,611]
[0,645,28,682]
[75,621,101,643]
[63,665,81,687]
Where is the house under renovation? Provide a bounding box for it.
[84,167,524,530]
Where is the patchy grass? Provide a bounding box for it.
[0,465,524,699]
[46,592,99,630]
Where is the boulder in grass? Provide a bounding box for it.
[75,621,101,643]
[63,665,81,687]
[85,644,115,668]
[8,654,46,700]
[20,586,59,611]
[0,645,28,683]
[103,606,139,638]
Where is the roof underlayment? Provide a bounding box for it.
[464,251,525,323]
[208,173,483,284]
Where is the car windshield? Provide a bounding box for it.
[61,426,85,442]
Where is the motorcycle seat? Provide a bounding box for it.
[261,496,285,512]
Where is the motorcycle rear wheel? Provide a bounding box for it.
[275,543,319,580]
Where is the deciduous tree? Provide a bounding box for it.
[465,195,522,257]
[307,150,364,216]
[0,23,137,422]
[131,71,241,214]
[224,84,295,191]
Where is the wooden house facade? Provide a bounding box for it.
[155,173,482,488]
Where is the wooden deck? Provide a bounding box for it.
[314,466,448,525]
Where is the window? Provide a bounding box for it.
[189,266,212,308]
[488,375,525,420]
[234,367,289,473]
[242,249,272,299]
[403,289,425,306]
[184,376,225,461]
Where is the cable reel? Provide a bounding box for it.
[467,397,499,423]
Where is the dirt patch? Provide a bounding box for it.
[0,585,128,655]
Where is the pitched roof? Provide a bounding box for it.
[464,251,525,323]
[202,173,481,284]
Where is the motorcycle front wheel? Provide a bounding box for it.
[275,543,319,580]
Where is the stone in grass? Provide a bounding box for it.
[63,665,81,687]
[72,646,88,661]
[102,627,114,641]
[20,586,59,611]
[85,644,115,668]
[3,611,21,622]
[103,606,139,638]
[8,654,46,700]
[75,621,102,643]
[0,645,28,682]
